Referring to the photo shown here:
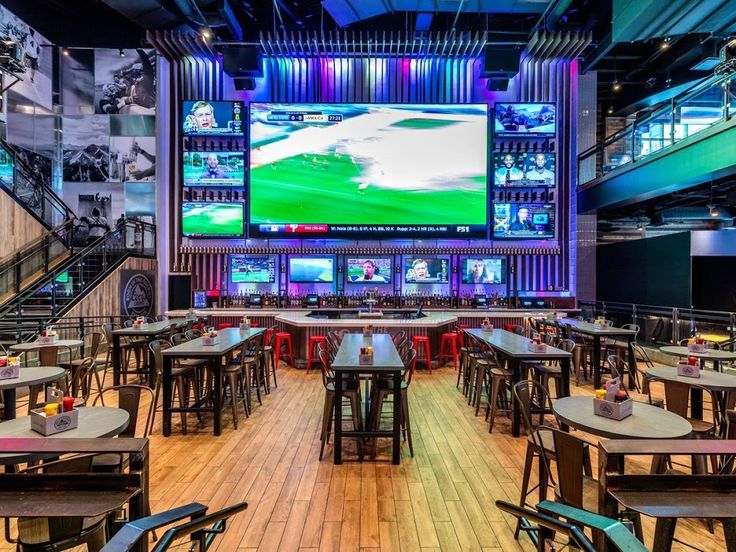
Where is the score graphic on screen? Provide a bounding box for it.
[182,100,244,136]
[183,151,245,187]
[493,204,555,239]
[249,103,488,238]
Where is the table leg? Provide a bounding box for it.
[691,387,704,420]
[364,376,370,436]
[213,358,222,437]
[112,334,121,387]
[593,335,602,389]
[392,369,401,465]
[334,370,343,465]
[146,338,155,387]
[2,389,15,420]
[163,356,172,437]
[510,359,522,438]
[626,338,637,390]
[652,518,677,552]
[723,519,736,552]
[560,358,571,397]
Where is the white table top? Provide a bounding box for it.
[162,327,265,358]
[0,366,66,390]
[645,366,736,392]
[467,328,572,359]
[10,340,84,352]
[552,396,692,440]
[553,318,638,336]
[659,346,736,361]
[331,333,404,372]
[0,407,130,464]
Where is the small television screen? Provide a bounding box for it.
[493,203,555,239]
[0,147,14,187]
[182,100,244,136]
[230,256,276,283]
[494,103,556,137]
[181,202,244,237]
[462,258,506,284]
[192,290,207,308]
[183,151,245,187]
[346,258,392,284]
[493,152,555,187]
[55,272,69,284]
[289,257,334,283]
[475,294,487,307]
[404,258,449,284]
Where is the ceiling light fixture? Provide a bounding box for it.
[119,49,125,57]
[612,80,622,92]
[607,106,614,115]
[660,37,671,50]
[636,222,644,231]
[62,48,69,56]
[201,27,212,40]
[709,205,720,217]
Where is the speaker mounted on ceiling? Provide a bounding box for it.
[221,45,263,78]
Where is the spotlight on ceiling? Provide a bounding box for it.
[636,222,644,231]
[607,106,614,115]
[62,48,69,56]
[660,37,670,50]
[118,49,125,57]
[201,27,212,40]
[709,205,720,217]
[612,80,622,92]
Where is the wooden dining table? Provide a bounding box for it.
[0,366,66,420]
[467,328,572,437]
[330,333,404,465]
[160,327,265,437]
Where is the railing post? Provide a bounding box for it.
[730,313,735,352]
[670,98,676,146]
[632,304,637,325]
[51,276,57,316]
[672,308,679,344]
[43,235,49,274]
[14,252,21,294]
[79,317,85,342]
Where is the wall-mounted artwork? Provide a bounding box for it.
[109,136,155,182]
[94,49,156,115]
[62,116,110,182]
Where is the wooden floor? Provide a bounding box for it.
[2,362,729,551]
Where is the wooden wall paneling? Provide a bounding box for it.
[0,193,47,260]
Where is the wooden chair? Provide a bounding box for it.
[242,331,267,409]
[482,345,513,432]
[317,347,363,460]
[607,355,663,407]
[60,332,106,397]
[101,323,141,384]
[147,339,197,435]
[223,342,250,428]
[27,345,63,412]
[534,338,575,399]
[4,455,110,551]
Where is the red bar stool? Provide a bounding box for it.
[438,331,458,370]
[306,335,326,373]
[412,335,432,373]
[274,331,294,369]
[251,321,260,328]
[217,322,233,330]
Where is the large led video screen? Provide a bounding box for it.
[289,257,334,283]
[249,103,488,238]
[493,203,555,239]
[494,103,556,137]
[181,202,244,238]
[404,258,450,284]
[230,255,276,283]
[183,151,245,187]
[462,258,506,284]
[493,152,555,187]
[182,100,244,136]
[346,258,392,284]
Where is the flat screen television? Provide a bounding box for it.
[494,103,556,137]
[0,147,14,187]
[462,258,506,284]
[346,257,392,284]
[183,151,245,187]
[192,290,207,308]
[493,152,555,187]
[230,255,276,283]
[182,100,244,136]
[181,202,244,238]
[493,203,555,239]
[249,103,488,238]
[289,257,334,283]
[404,257,449,284]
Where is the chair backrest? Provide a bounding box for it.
[512,379,555,438]
[70,357,96,403]
[101,323,114,343]
[512,324,524,336]
[170,333,187,346]
[606,355,625,379]
[621,324,640,340]
[184,329,202,340]
[243,331,265,371]
[123,320,134,328]
[149,339,170,377]
[551,428,588,510]
[156,315,168,322]
[318,348,333,388]
[38,345,59,367]
[632,343,653,368]
[93,384,155,438]
[557,339,576,354]
[83,332,104,358]
[403,348,418,384]
[648,376,714,419]
[264,326,276,348]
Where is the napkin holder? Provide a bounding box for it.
[359,353,374,365]
[687,342,705,353]
[677,361,701,378]
[527,341,546,353]
[202,335,219,346]
[0,358,19,380]
[593,397,633,420]
[30,408,79,435]
[481,323,493,332]
[37,335,58,344]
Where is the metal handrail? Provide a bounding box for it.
[577,68,735,185]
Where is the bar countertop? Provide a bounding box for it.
[166,308,574,320]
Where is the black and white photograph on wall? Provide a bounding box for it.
[94,48,156,115]
[61,48,95,109]
[6,92,56,156]
[14,145,52,187]
[63,181,124,246]
[109,136,155,181]
[62,116,110,182]
[0,5,53,110]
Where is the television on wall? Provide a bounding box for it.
[182,100,244,136]
[288,257,334,283]
[404,257,449,284]
[494,103,556,137]
[461,258,506,284]
[183,151,245,187]
[493,152,555,187]
[346,258,392,284]
[230,255,276,283]
[249,103,488,238]
[493,203,555,239]
[181,202,244,237]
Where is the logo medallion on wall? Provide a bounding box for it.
[121,271,155,318]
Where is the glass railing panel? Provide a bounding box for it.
[632,106,674,160]
[674,82,726,142]
[602,129,633,175]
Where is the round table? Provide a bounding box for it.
[0,366,66,420]
[0,407,129,465]
[659,346,736,371]
[552,396,692,440]
[9,340,84,353]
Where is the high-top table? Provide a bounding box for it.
[547,319,638,389]
[467,328,572,437]
[9,339,84,367]
[161,327,265,436]
[111,318,192,386]
[0,366,66,420]
[331,333,404,465]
